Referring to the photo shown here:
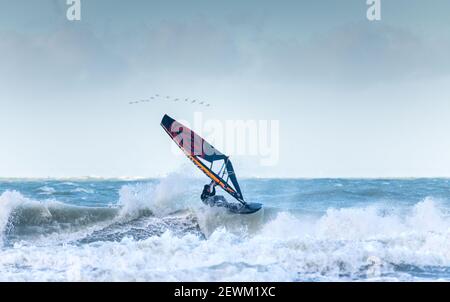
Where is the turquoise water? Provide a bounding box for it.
[1,177,450,281]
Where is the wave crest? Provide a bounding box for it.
[0,191,118,243]
[117,173,195,218]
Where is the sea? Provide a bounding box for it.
[1,175,450,281]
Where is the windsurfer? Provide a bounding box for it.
[201,182,227,207]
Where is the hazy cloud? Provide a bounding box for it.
[131,18,243,77]
[254,23,450,87]
[0,26,128,97]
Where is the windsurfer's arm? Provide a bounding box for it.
[208,181,216,194]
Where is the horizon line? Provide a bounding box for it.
[1,176,450,181]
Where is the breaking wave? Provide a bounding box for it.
[0,191,117,243]
[1,177,450,281]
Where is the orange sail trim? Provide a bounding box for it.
[187,154,235,195]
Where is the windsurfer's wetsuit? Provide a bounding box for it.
[201,184,227,207]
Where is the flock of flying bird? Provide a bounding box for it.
[129,94,211,107]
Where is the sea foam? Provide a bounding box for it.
[1,189,450,281]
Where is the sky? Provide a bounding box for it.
[1,0,450,178]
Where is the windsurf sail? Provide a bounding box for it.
[161,114,246,204]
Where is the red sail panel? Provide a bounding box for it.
[161,114,227,162]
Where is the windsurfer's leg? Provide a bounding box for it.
[203,196,228,208]
[216,196,226,202]
[213,196,227,207]
[206,197,216,207]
